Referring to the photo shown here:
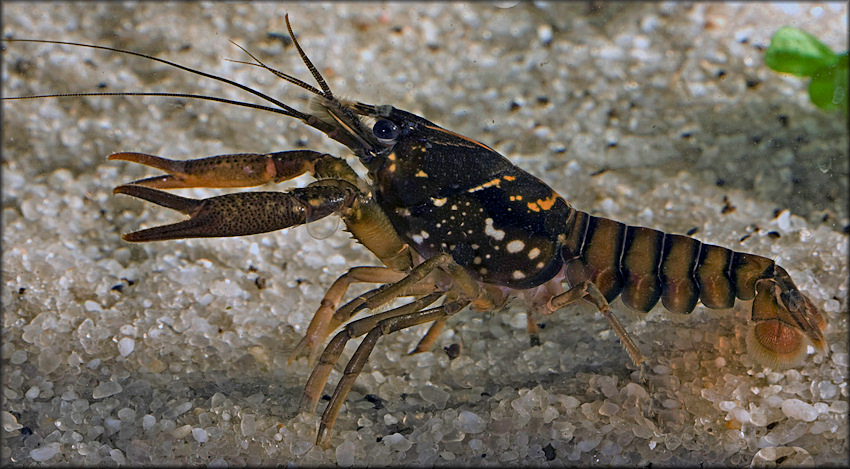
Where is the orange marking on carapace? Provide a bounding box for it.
[537,193,558,210]
[527,193,558,212]
[468,178,501,193]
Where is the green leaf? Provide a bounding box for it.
[808,53,848,113]
[765,26,838,77]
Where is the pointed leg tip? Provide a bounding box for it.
[306,354,319,369]
[630,354,646,370]
[287,346,303,365]
[407,345,427,356]
[298,394,318,414]
[288,340,321,367]
[316,426,331,450]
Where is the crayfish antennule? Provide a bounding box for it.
[745,322,809,369]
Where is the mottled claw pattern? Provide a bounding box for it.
[110,151,360,242]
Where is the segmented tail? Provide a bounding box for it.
[561,210,827,367]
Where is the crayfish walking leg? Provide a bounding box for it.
[299,252,492,447]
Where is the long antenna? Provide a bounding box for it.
[1,17,369,151]
[0,37,318,120]
[3,91,304,118]
[285,13,334,100]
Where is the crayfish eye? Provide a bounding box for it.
[373,119,401,145]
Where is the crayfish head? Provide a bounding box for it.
[305,96,383,156]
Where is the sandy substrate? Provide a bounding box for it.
[2,2,848,466]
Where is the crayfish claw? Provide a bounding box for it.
[113,184,202,213]
[109,152,194,189]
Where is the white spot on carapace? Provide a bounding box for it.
[479,267,489,275]
[412,234,424,244]
[432,197,447,207]
[528,247,541,259]
[484,218,505,241]
[512,271,526,280]
[473,256,482,264]
[451,205,458,211]
[396,207,411,217]
[470,244,479,250]
[537,262,545,268]
[419,230,430,239]
[415,170,428,178]
[506,240,525,253]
